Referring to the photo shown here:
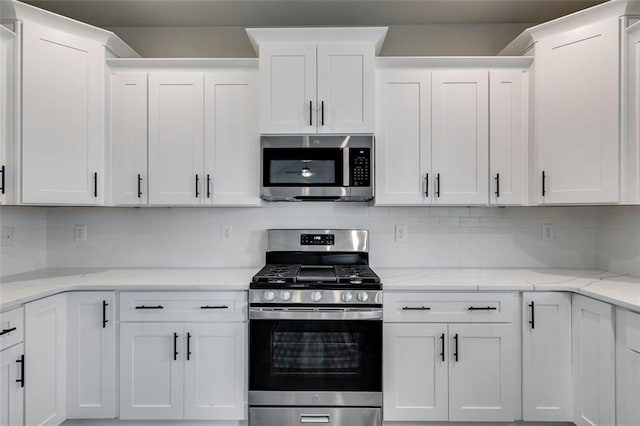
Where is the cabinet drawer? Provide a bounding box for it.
[0,307,24,351]
[384,292,518,323]
[119,292,247,322]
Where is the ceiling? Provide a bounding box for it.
[20,0,608,27]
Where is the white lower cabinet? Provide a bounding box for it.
[522,292,572,421]
[0,343,24,426]
[616,307,640,426]
[66,292,116,419]
[25,294,67,426]
[383,323,448,421]
[572,294,615,426]
[383,292,520,423]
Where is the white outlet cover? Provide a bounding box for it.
[1,226,15,247]
[395,225,408,243]
[542,224,554,241]
[221,225,233,241]
[74,225,87,243]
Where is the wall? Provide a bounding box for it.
[45,205,598,269]
[0,206,47,277]
[597,206,640,278]
[108,23,534,58]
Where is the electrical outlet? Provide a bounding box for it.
[74,225,87,243]
[395,225,408,243]
[221,225,233,241]
[542,224,554,241]
[1,226,15,247]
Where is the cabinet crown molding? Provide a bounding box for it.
[246,27,388,55]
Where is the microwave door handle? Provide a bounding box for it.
[343,148,350,187]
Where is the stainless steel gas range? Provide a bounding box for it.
[248,229,382,426]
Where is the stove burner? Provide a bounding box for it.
[252,263,380,288]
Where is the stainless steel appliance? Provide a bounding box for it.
[249,229,382,426]
[260,135,374,201]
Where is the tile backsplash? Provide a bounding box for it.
[597,206,640,277]
[0,206,47,277]
[43,204,599,270]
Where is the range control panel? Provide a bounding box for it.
[300,234,335,246]
[349,148,371,187]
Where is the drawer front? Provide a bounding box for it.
[0,307,24,350]
[120,292,247,322]
[384,292,519,323]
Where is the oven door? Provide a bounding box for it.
[249,316,382,405]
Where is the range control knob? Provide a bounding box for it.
[263,290,276,302]
[310,291,322,302]
[280,290,292,301]
[357,291,369,302]
[341,292,353,302]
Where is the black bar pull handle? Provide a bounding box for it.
[542,171,546,197]
[424,173,429,197]
[321,101,325,126]
[495,173,500,198]
[93,172,98,198]
[186,332,192,361]
[453,333,459,362]
[436,173,441,197]
[102,300,108,328]
[195,174,200,198]
[206,174,212,198]
[200,305,229,310]
[16,355,24,387]
[309,101,313,126]
[0,327,17,336]
[402,306,431,311]
[173,332,178,361]
[529,301,535,329]
[137,174,143,198]
[440,333,445,362]
[468,306,497,311]
[135,305,164,310]
[0,165,5,194]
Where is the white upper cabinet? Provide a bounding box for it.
[536,18,620,204]
[248,27,386,135]
[204,69,261,206]
[148,72,204,206]
[112,73,148,206]
[21,21,105,205]
[0,26,15,205]
[375,68,432,205]
[489,69,527,205]
[626,19,640,204]
[432,70,489,205]
[522,292,572,422]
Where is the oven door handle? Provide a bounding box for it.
[249,308,382,320]
[300,414,331,423]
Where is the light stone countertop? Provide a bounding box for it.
[1,267,638,314]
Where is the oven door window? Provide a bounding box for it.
[263,148,343,187]
[250,320,381,392]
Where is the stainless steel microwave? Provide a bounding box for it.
[261,135,374,202]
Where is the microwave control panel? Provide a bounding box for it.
[349,148,371,187]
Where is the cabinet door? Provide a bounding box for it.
[184,323,247,420]
[432,70,489,205]
[112,72,148,206]
[616,308,640,426]
[22,21,104,205]
[383,323,448,421]
[448,323,518,422]
[0,343,24,426]
[489,69,527,206]
[259,43,316,134]
[572,294,615,426]
[66,292,116,419]
[0,27,15,205]
[204,70,261,206]
[148,73,204,206]
[522,292,572,421]
[120,323,184,419]
[375,69,431,205]
[627,20,640,204]
[25,294,67,426]
[537,18,620,204]
[317,43,374,134]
